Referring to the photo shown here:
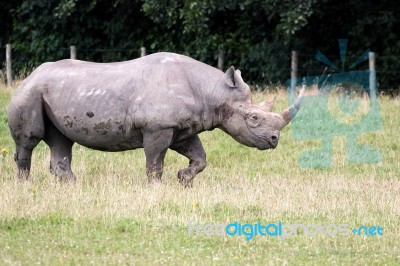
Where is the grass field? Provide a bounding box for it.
[0,82,399,265]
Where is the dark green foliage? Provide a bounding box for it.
[1,0,399,90]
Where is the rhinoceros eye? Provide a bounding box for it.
[246,113,260,127]
[250,114,258,121]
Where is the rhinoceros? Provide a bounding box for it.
[8,52,304,186]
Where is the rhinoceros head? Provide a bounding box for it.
[218,66,305,150]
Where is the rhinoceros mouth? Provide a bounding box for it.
[256,141,277,150]
[252,135,277,150]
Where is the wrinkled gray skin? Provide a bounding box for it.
[8,52,304,186]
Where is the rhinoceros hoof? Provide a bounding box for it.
[58,173,77,182]
[148,177,162,184]
[17,170,30,181]
[50,166,76,182]
[147,170,162,184]
[178,168,194,187]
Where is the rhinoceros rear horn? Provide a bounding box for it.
[260,95,276,112]
[278,86,305,129]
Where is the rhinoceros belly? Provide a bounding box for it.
[45,104,144,152]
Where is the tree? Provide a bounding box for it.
[2,0,399,91]
[10,0,150,73]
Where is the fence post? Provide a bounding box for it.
[290,50,298,97]
[369,52,376,99]
[6,44,13,88]
[141,47,146,57]
[217,50,224,70]
[70,45,77,59]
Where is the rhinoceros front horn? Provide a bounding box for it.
[278,86,305,130]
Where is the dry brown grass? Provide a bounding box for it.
[0,83,399,264]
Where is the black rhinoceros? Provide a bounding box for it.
[8,52,304,186]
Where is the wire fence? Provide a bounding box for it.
[1,44,400,93]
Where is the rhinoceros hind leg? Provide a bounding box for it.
[171,135,207,187]
[9,102,44,180]
[143,129,174,183]
[44,123,76,181]
[14,146,35,180]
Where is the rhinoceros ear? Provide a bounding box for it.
[224,66,244,88]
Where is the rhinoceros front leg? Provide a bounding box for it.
[143,129,174,183]
[171,135,207,187]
